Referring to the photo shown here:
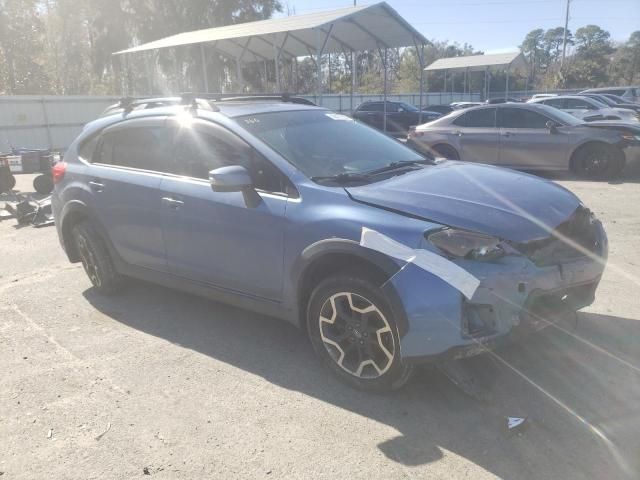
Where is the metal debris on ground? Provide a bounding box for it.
[506,416,528,436]
[2,193,54,228]
[47,429,53,439]
[95,422,112,441]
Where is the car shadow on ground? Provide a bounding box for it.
[83,281,640,479]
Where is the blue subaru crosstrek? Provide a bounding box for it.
[52,96,607,391]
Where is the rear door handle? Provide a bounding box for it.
[501,131,512,137]
[161,196,184,209]
[88,180,104,192]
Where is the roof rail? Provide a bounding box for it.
[179,92,316,106]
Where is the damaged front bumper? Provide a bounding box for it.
[386,222,607,364]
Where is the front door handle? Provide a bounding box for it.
[501,131,512,137]
[88,180,104,192]
[454,130,463,136]
[161,196,184,209]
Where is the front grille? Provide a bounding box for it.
[514,206,601,267]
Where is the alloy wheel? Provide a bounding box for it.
[582,147,611,175]
[76,235,102,287]
[319,292,395,378]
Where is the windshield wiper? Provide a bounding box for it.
[364,158,433,176]
[311,159,433,184]
[310,172,371,184]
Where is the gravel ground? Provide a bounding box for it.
[1,168,639,479]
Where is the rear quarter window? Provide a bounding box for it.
[78,135,99,162]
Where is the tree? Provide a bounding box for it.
[610,31,640,84]
[0,0,50,94]
[543,27,573,63]
[564,25,614,87]
[520,29,545,83]
[574,24,613,55]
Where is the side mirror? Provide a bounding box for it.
[209,165,253,192]
[209,165,261,208]
[546,120,558,134]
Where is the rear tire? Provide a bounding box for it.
[33,174,54,195]
[432,144,460,160]
[307,274,414,392]
[571,143,624,180]
[72,222,123,294]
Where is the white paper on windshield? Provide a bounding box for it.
[325,113,353,121]
[360,227,480,300]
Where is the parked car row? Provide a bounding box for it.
[351,101,441,135]
[528,95,639,122]
[407,102,640,179]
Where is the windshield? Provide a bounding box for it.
[237,110,429,180]
[585,97,608,108]
[400,102,419,112]
[536,104,584,126]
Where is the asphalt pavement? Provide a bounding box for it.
[1,168,640,479]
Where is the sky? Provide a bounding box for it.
[280,0,640,52]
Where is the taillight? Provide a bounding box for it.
[52,161,67,184]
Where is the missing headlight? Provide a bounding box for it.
[428,228,505,261]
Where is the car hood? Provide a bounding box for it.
[582,120,640,132]
[345,161,581,243]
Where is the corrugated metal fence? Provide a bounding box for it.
[0,92,481,152]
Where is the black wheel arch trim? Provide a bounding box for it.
[292,238,409,337]
[569,140,627,175]
[59,200,122,266]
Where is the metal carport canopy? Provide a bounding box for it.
[424,52,528,73]
[113,2,428,60]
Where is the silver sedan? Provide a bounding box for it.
[528,95,639,123]
[407,103,640,179]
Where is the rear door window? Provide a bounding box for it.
[542,98,565,109]
[566,98,596,110]
[453,108,496,128]
[96,126,173,172]
[498,108,549,128]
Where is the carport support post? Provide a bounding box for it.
[383,47,388,133]
[315,25,334,107]
[505,65,510,99]
[236,55,243,90]
[272,33,284,92]
[350,49,355,113]
[443,70,447,100]
[463,67,468,98]
[200,44,209,93]
[413,39,425,124]
[145,53,153,94]
[483,67,488,100]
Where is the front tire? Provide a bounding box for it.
[571,143,624,180]
[72,222,123,294]
[432,144,459,160]
[307,274,413,392]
